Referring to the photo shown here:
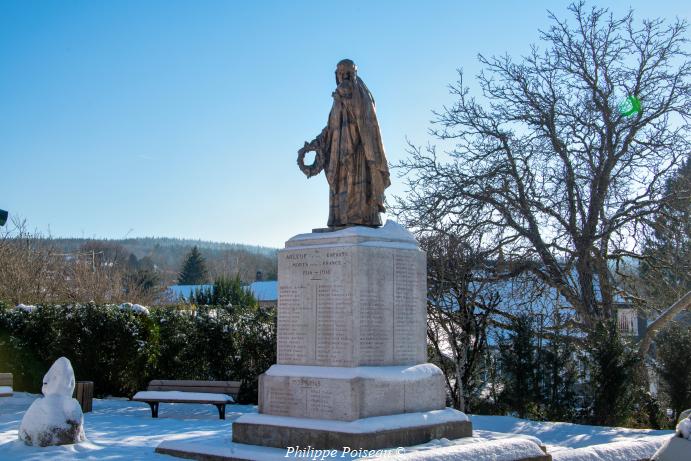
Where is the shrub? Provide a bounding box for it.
[584,321,640,426]
[192,275,257,308]
[498,314,540,419]
[0,303,158,395]
[656,322,691,422]
[0,301,276,403]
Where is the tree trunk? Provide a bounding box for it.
[456,348,467,412]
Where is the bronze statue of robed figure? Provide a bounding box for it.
[297,59,391,229]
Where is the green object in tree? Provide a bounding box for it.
[0,209,7,226]
[619,95,642,117]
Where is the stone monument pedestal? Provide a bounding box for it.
[232,409,471,451]
[232,221,471,451]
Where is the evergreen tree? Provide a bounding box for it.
[542,314,578,421]
[177,246,209,285]
[585,321,640,426]
[499,314,540,419]
[192,275,258,309]
[656,322,691,422]
[641,156,690,308]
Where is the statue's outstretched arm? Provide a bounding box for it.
[297,128,328,178]
[299,128,327,155]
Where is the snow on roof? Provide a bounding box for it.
[167,282,278,303]
[167,284,213,300]
[247,281,277,302]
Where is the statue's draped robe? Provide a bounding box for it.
[317,77,391,227]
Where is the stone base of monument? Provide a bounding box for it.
[155,440,290,461]
[232,408,471,450]
[155,409,470,461]
[155,426,556,461]
[257,364,447,421]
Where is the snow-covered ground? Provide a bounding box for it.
[0,393,674,460]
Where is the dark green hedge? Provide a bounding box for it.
[0,302,276,403]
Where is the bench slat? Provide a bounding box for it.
[133,398,232,404]
[146,379,240,396]
[133,390,234,403]
[148,383,240,389]
[149,380,240,387]
[148,385,240,394]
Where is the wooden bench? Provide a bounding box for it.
[0,373,13,397]
[132,380,240,419]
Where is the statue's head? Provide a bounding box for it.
[335,59,357,85]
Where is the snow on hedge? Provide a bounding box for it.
[118,303,150,315]
[13,303,151,315]
[14,304,36,312]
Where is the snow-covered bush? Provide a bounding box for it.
[15,304,36,313]
[118,302,150,315]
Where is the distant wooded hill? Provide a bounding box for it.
[49,237,278,285]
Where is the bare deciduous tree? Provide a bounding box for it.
[397,3,691,336]
[0,219,163,306]
[423,230,506,412]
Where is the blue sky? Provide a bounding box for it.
[1,1,689,247]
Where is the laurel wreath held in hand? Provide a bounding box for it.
[297,141,324,178]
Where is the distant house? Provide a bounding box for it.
[482,267,644,339]
[247,280,278,310]
[166,284,212,301]
[617,308,648,337]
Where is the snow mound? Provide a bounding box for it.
[369,438,546,460]
[551,437,667,461]
[18,357,85,447]
[118,302,150,315]
[650,414,691,461]
[677,416,691,440]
